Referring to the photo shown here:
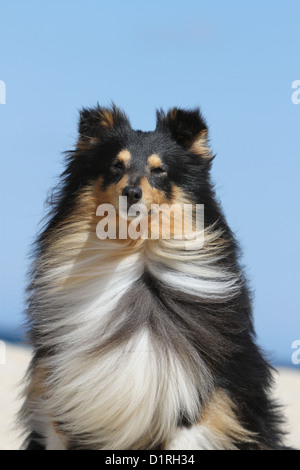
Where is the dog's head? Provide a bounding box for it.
[62,104,215,240]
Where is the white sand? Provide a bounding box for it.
[0,341,299,450]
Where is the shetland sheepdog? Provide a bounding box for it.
[21,104,284,450]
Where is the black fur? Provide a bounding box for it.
[25,432,45,451]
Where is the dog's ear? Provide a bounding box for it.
[156,107,212,159]
[78,103,131,140]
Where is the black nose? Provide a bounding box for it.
[122,186,143,206]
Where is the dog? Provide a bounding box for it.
[20,104,285,450]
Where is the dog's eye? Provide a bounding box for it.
[151,167,167,175]
[112,161,124,171]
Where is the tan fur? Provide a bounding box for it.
[200,389,256,449]
[189,129,212,158]
[139,176,169,209]
[116,149,131,166]
[24,362,48,400]
[167,107,178,121]
[98,109,115,128]
[147,154,162,169]
[96,175,127,208]
[76,137,100,151]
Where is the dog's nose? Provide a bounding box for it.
[122,186,143,206]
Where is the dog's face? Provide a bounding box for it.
[62,105,214,238]
[94,131,178,213]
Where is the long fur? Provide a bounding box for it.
[20,104,285,450]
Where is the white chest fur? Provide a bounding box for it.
[33,231,239,449]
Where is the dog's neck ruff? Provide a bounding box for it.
[30,228,241,449]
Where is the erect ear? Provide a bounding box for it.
[156,107,212,159]
[78,103,131,142]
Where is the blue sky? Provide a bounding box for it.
[0,0,299,365]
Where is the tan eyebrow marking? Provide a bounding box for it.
[147,154,162,169]
[117,149,131,166]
